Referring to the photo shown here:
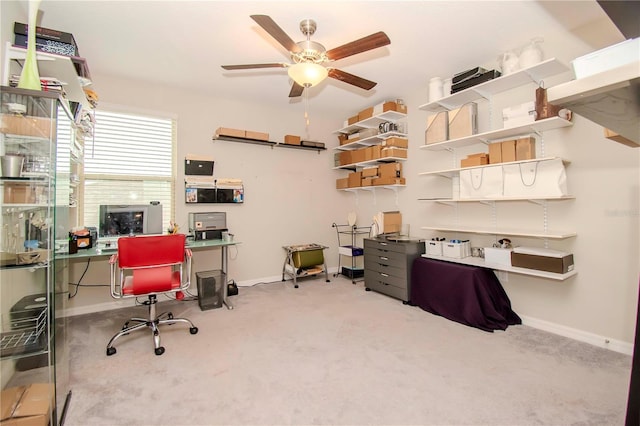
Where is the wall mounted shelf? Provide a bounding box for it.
[421,254,577,281]
[419,195,575,203]
[213,135,326,151]
[335,131,408,151]
[420,225,576,240]
[418,58,570,112]
[418,157,571,178]
[419,116,573,151]
[335,110,407,134]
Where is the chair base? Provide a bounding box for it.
[106,295,198,356]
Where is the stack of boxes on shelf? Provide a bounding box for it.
[460,136,536,167]
[335,100,407,189]
[215,127,269,141]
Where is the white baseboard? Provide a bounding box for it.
[66,300,132,317]
[521,315,633,355]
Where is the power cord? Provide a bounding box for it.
[68,258,109,298]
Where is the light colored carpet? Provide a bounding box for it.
[63,276,631,426]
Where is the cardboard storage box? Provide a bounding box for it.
[425,111,448,144]
[361,177,375,186]
[372,177,405,186]
[382,211,402,233]
[215,127,245,138]
[347,115,359,125]
[381,136,408,148]
[380,147,407,159]
[489,142,502,164]
[1,383,53,426]
[3,183,42,204]
[460,153,489,168]
[516,137,536,160]
[442,241,471,258]
[378,162,402,178]
[501,140,517,163]
[448,102,477,140]
[284,134,301,145]
[358,107,374,121]
[511,247,574,274]
[426,240,443,256]
[350,148,367,164]
[338,133,348,145]
[383,101,407,114]
[347,171,362,188]
[339,151,352,166]
[336,177,349,189]
[361,166,379,178]
[484,247,513,266]
[604,128,637,148]
[368,145,382,160]
[245,130,269,141]
[1,114,52,138]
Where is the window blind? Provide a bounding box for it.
[82,110,175,231]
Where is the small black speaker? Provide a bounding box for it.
[196,270,225,310]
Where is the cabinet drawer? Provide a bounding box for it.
[364,270,407,290]
[364,250,407,268]
[364,238,412,254]
[364,258,407,278]
[365,276,408,301]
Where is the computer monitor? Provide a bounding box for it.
[99,204,163,237]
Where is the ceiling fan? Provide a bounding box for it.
[221,15,391,98]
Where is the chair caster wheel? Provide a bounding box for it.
[294,284,299,288]
[365,287,371,291]
[155,346,165,356]
[106,347,116,356]
[190,327,198,334]
[168,313,174,320]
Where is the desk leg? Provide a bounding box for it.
[222,245,234,310]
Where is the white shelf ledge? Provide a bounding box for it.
[418,195,575,203]
[418,58,570,112]
[335,111,407,134]
[418,157,570,178]
[421,254,577,281]
[419,117,573,151]
[420,225,576,239]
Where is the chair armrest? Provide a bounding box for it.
[110,253,121,298]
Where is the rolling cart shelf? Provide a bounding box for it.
[332,223,372,283]
[282,243,330,288]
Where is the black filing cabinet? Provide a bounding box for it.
[364,238,425,303]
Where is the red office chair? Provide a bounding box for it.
[106,234,198,356]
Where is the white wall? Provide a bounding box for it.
[2,3,638,351]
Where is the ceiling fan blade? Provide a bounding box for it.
[289,82,305,98]
[221,63,288,70]
[328,69,377,90]
[326,31,391,61]
[251,15,302,53]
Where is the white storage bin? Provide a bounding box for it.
[442,241,471,258]
[426,240,443,256]
[484,247,513,266]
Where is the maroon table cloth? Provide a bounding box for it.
[411,257,521,332]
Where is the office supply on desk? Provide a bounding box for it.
[106,234,199,356]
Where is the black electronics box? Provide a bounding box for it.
[451,70,502,93]
[14,33,78,57]
[185,157,214,176]
[452,66,488,84]
[193,228,227,241]
[196,270,225,310]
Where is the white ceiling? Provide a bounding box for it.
[21,1,614,116]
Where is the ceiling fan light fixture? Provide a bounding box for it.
[288,62,328,87]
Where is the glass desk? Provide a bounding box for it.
[59,238,240,310]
